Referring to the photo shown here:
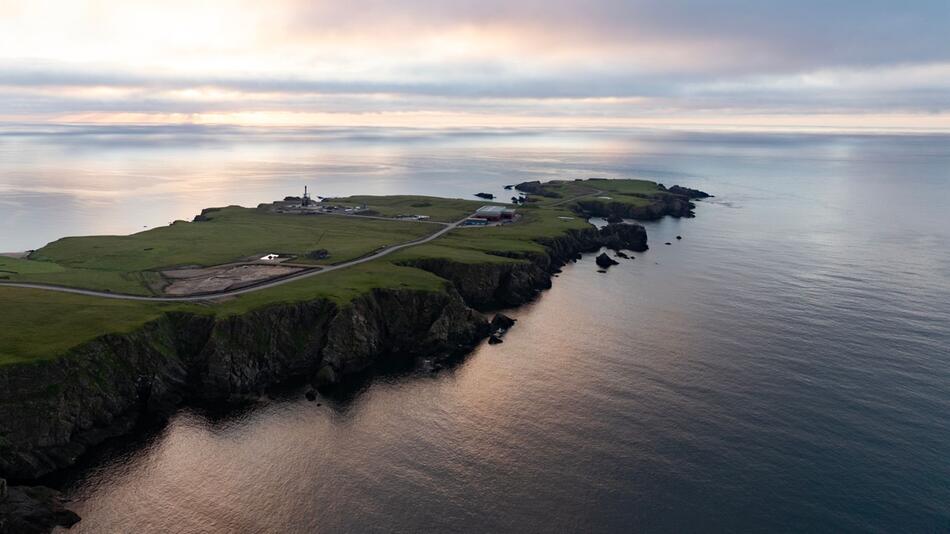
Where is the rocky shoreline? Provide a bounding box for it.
[0,195,681,531]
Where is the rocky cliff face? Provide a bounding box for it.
[0,482,80,534]
[573,194,696,220]
[0,290,490,483]
[402,224,647,310]
[0,221,648,530]
[317,288,488,384]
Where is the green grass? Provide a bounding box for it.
[32,206,435,270]
[0,286,196,365]
[0,179,668,365]
[0,257,66,275]
[14,207,438,294]
[585,178,665,196]
[0,261,447,362]
[327,195,494,222]
[0,256,163,295]
[214,260,449,316]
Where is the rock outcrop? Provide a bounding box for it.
[514,181,561,198]
[573,194,696,220]
[0,218,652,530]
[490,313,516,333]
[0,483,80,534]
[402,223,645,310]
[315,288,488,385]
[666,185,711,199]
[596,253,619,269]
[0,290,487,483]
[599,223,648,252]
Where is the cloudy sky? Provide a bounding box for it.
[1,0,949,130]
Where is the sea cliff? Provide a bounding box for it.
[0,221,652,531]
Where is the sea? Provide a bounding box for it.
[2,126,949,532]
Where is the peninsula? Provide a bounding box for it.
[0,178,708,533]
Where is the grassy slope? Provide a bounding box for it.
[13,207,435,295]
[0,179,666,364]
[0,286,194,365]
[328,195,492,223]
[0,260,448,364]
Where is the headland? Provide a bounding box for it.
[0,178,709,532]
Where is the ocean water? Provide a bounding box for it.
[6,128,949,532]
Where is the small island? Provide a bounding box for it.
[0,178,708,531]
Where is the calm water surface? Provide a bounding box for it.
[6,128,948,532]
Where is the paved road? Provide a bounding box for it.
[0,217,468,302]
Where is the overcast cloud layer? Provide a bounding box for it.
[1,0,948,130]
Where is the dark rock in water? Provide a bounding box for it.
[596,253,619,269]
[0,484,81,534]
[305,389,317,401]
[488,334,503,345]
[490,313,516,333]
[615,251,629,259]
[605,214,624,224]
[599,223,648,252]
[665,242,672,245]
[676,235,682,240]
[597,269,607,274]
[474,192,495,199]
[504,185,514,190]
[667,185,711,199]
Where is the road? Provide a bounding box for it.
[0,217,468,302]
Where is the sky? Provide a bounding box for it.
[1,0,949,131]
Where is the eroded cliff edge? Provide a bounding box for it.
[0,221,650,530]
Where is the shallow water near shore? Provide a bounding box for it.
[7,128,949,532]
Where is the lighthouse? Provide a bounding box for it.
[302,185,311,207]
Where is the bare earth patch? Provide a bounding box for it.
[161,264,307,296]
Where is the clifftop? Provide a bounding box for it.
[0,177,710,530]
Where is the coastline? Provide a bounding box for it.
[0,180,707,532]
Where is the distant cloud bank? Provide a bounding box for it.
[1,0,949,131]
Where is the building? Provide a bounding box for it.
[462,218,489,226]
[475,205,516,221]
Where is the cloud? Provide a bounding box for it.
[0,0,949,127]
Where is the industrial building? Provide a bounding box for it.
[474,205,516,221]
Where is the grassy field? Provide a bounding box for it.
[0,286,193,365]
[0,260,448,363]
[520,178,664,207]
[0,179,670,364]
[326,195,494,222]
[9,207,438,295]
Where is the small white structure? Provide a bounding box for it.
[260,254,280,261]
